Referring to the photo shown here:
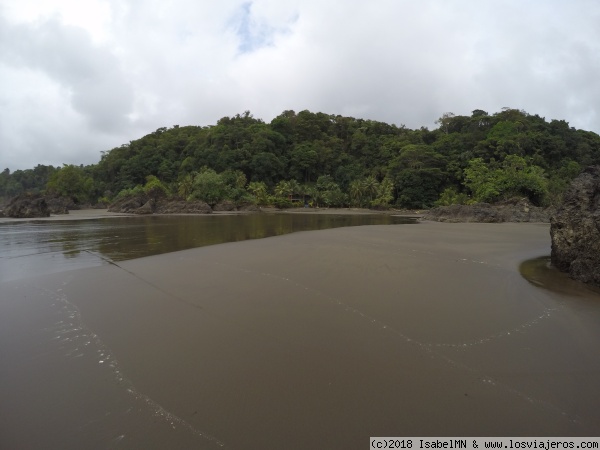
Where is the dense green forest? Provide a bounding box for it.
[1,108,599,209]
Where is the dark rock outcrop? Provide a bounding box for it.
[212,201,235,212]
[45,196,78,214]
[4,194,50,218]
[213,200,236,212]
[421,203,500,222]
[154,200,212,214]
[109,195,213,215]
[238,204,259,212]
[135,199,155,215]
[422,198,553,223]
[108,195,148,214]
[550,166,600,287]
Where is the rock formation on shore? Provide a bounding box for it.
[212,200,236,212]
[421,198,553,223]
[108,195,213,214]
[4,194,51,218]
[107,194,262,214]
[107,195,148,214]
[550,166,600,287]
[154,200,212,214]
[45,196,77,214]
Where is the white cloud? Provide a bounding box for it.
[1,0,599,170]
[0,65,104,168]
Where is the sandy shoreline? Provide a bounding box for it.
[0,206,423,223]
[0,208,134,223]
[1,222,599,449]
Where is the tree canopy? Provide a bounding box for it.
[1,108,599,208]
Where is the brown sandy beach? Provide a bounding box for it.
[1,221,600,449]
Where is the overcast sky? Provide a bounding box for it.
[1,0,599,171]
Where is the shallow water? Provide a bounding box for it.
[0,213,415,282]
[520,256,600,297]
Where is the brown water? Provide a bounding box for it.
[0,213,415,282]
[520,256,600,297]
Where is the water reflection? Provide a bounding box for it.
[519,256,600,297]
[0,213,415,282]
[92,214,415,261]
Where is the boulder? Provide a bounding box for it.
[4,194,50,218]
[213,200,236,212]
[108,195,148,213]
[496,198,555,222]
[550,166,600,287]
[45,196,77,214]
[238,204,259,212]
[421,203,500,222]
[154,200,212,214]
[134,199,155,215]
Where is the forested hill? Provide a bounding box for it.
[2,108,599,209]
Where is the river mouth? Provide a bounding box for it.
[0,213,417,282]
[519,256,600,297]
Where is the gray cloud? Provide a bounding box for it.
[1,0,599,170]
[1,16,134,132]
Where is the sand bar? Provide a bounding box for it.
[0,206,420,224]
[0,208,134,223]
[1,221,599,449]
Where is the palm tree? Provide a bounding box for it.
[274,180,292,199]
[247,181,267,204]
[349,179,364,207]
[287,179,301,198]
[372,177,394,207]
[177,172,196,199]
[300,183,312,205]
[362,176,379,204]
[305,185,321,207]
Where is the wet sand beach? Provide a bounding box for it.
[1,221,600,449]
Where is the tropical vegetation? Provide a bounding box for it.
[1,108,599,209]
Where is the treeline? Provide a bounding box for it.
[1,108,599,208]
